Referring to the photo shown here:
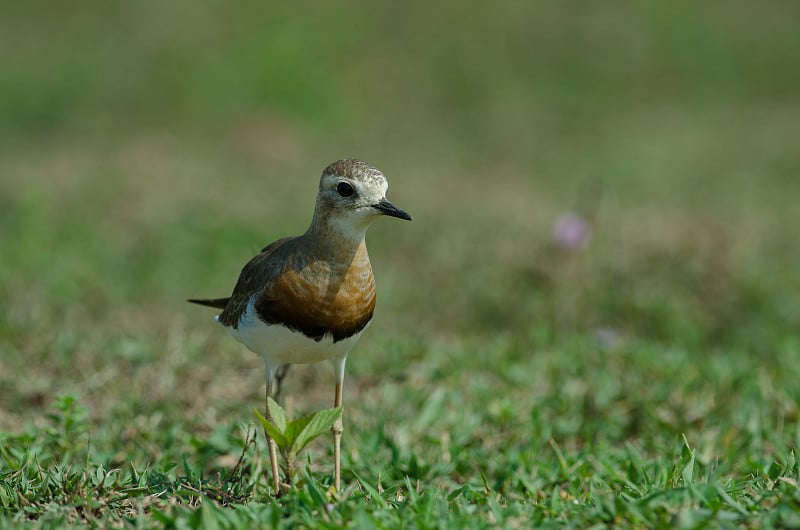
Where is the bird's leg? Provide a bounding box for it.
[263,361,281,495]
[331,357,347,492]
[272,364,290,402]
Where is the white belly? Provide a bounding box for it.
[221,297,365,367]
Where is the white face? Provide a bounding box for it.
[319,172,389,224]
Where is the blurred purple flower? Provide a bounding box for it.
[551,211,592,251]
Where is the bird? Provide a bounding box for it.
[188,159,411,494]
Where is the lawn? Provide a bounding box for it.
[1,2,800,528]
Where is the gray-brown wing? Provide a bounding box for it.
[217,236,296,327]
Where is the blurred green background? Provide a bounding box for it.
[2,0,799,468]
[2,1,800,524]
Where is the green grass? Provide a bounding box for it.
[2,1,800,528]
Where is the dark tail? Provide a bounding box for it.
[187,297,230,309]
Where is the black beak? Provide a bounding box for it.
[373,198,412,221]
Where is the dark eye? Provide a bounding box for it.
[337,182,354,197]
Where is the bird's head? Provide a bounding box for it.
[312,159,411,240]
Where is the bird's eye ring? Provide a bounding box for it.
[337,182,354,197]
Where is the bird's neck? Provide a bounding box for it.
[304,214,371,262]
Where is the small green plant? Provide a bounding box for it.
[254,398,342,488]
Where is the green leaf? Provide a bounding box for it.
[285,414,315,454]
[267,397,287,433]
[253,407,289,450]
[291,406,343,456]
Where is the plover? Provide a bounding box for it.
[189,159,411,493]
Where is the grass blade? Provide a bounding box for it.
[352,470,387,508]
